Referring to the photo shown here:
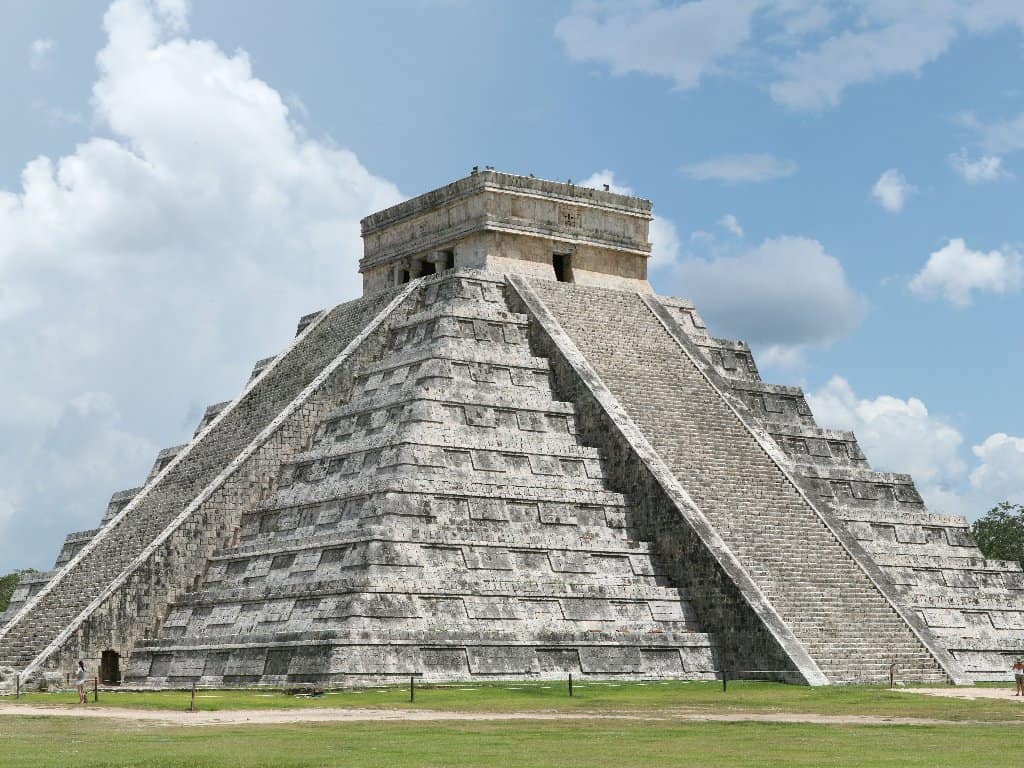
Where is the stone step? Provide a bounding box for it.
[528,279,949,684]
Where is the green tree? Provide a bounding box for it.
[0,569,37,613]
[972,502,1024,569]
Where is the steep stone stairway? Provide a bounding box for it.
[526,279,950,684]
[0,290,398,675]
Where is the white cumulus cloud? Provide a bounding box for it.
[682,153,797,183]
[970,434,1024,503]
[0,0,402,569]
[909,238,1023,308]
[948,148,1011,183]
[871,168,914,213]
[673,235,867,362]
[807,376,1024,517]
[807,376,965,494]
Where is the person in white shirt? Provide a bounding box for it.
[74,660,88,704]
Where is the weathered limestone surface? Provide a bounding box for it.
[507,278,807,683]
[657,297,1024,682]
[524,279,951,684]
[124,272,717,687]
[3,170,1019,687]
[0,287,403,681]
[360,170,653,295]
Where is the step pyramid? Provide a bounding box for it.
[123,273,724,685]
[2,170,1020,689]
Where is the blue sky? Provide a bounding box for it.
[1,0,1022,570]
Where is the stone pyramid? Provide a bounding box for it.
[2,171,1022,689]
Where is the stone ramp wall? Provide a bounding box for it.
[0,285,410,682]
[509,276,808,684]
[0,489,145,631]
[644,294,963,682]
[520,278,952,684]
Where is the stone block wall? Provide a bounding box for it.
[0,285,407,683]
[656,293,1024,681]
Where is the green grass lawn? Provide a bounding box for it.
[0,715,1017,768]
[5,680,1024,722]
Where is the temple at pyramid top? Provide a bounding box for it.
[359,169,653,295]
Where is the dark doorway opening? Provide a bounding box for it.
[400,269,411,284]
[420,260,436,276]
[442,250,455,270]
[100,650,121,685]
[553,253,573,282]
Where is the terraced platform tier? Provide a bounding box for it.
[124,273,718,686]
[654,290,1024,682]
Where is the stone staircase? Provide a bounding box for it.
[526,279,950,684]
[0,289,401,678]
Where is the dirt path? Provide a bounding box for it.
[898,687,1024,701]
[0,704,1005,728]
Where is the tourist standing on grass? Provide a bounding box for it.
[74,660,88,704]
[1013,659,1024,696]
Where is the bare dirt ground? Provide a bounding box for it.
[0,703,1004,728]
[898,687,1024,701]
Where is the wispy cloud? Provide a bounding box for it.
[718,213,743,237]
[948,148,1012,183]
[29,38,56,70]
[555,0,760,92]
[31,100,86,127]
[555,2,1024,111]
[682,153,796,183]
[871,169,914,213]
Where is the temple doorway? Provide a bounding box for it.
[100,650,121,685]
[553,253,574,282]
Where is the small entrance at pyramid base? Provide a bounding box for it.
[100,649,121,685]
